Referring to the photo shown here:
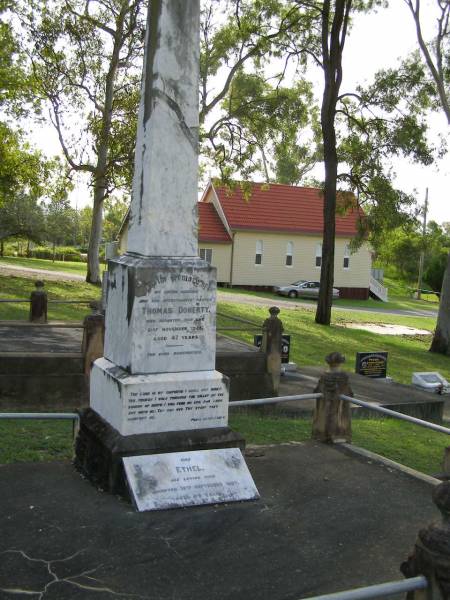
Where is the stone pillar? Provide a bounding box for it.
[81,301,105,376]
[261,306,283,394]
[29,280,47,323]
[76,0,244,495]
[127,0,199,258]
[401,482,450,600]
[312,352,352,443]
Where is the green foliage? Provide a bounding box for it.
[207,71,320,183]
[30,246,84,262]
[375,220,450,290]
[102,196,128,242]
[45,197,77,250]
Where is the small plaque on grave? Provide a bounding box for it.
[355,351,388,378]
[123,448,259,512]
[254,334,291,363]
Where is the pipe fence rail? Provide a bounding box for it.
[340,394,450,436]
[230,393,322,407]
[299,576,428,600]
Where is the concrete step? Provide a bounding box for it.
[0,352,84,375]
[0,373,88,411]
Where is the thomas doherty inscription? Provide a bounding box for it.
[104,257,217,374]
[123,449,260,511]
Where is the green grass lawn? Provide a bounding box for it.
[218,280,439,313]
[0,274,100,321]
[217,301,447,385]
[1,415,447,476]
[0,255,89,275]
[229,414,449,475]
[0,272,444,383]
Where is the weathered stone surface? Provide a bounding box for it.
[312,354,352,443]
[124,448,259,511]
[261,306,283,394]
[81,301,104,376]
[104,255,216,374]
[401,482,450,600]
[90,357,229,436]
[74,407,244,496]
[127,0,200,258]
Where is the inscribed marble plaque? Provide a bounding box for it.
[91,357,229,435]
[104,255,216,374]
[123,449,260,511]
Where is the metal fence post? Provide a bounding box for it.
[312,352,352,443]
[401,482,450,600]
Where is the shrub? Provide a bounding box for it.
[30,246,86,262]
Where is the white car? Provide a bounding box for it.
[274,280,340,299]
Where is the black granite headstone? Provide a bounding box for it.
[355,351,388,378]
[254,334,290,364]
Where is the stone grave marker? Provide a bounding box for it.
[355,351,388,378]
[75,0,257,507]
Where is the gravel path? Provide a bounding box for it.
[0,263,86,282]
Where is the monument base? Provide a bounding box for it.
[74,408,246,497]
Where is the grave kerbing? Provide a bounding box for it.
[74,0,247,502]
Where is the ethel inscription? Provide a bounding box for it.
[123,449,260,511]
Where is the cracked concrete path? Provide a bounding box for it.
[0,443,438,599]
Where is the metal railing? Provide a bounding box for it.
[300,575,428,600]
[216,310,262,332]
[0,412,79,421]
[229,393,322,407]
[0,412,80,438]
[340,394,450,436]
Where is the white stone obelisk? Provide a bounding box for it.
[127,0,200,258]
[89,0,229,437]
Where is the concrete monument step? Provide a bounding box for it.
[0,352,84,375]
[0,372,88,411]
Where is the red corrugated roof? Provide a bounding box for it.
[212,182,363,236]
[198,202,231,243]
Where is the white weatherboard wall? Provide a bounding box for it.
[198,243,231,283]
[230,231,371,288]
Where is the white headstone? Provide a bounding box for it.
[123,449,260,511]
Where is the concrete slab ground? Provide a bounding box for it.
[0,442,439,600]
[276,368,449,422]
[0,324,83,353]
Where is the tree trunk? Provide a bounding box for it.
[86,182,105,284]
[430,252,450,354]
[315,0,348,325]
[316,116,338,325]
[1,240,4,257]
[86,3,128,284]
[52,242,56,262]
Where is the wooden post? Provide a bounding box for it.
[312,352,352,443]
[401,482,450,600]
[29,280,48,323]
